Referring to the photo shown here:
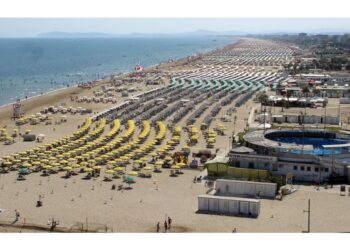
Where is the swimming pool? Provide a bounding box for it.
[271,137,350,155]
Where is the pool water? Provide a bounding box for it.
[272,137,350,155]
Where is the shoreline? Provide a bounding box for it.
[0,38,237,110]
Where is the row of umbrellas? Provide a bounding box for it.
[1,113,192,180]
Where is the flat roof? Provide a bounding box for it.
[198,194,260,203]
[216,179,276,187]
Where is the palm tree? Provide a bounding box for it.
[281,99,287,112]
[258,93,269,113]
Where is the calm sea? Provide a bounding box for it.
[0,36,234,106]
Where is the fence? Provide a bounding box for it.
[206,163,269,181]
[0,216,113,233]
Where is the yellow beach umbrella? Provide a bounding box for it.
[175,126,181,132]
[63,166,72,171]
[127,171,138,176]
[171,165,180,169]
[176,162,186,167]
[93,166,102,170]
[105,169,115,174]
[22,163,32,168]
[165,156,173,161]
[155,161,164,166]
[43,165,52,169]
[84,168,93,172]
[143,166,153,171]
[114,167,124,171]
[140,157,148,162]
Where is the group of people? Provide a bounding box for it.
[172,152,189,165]
[156,216,172,233]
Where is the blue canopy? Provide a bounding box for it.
[19,168,29,174]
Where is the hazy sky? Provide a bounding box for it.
[1,18,350,37]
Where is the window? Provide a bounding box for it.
[279,164,283,168]
[301,166,305,171]
[249,162,254,168]
[264,163,269,168]
[293,166,298,170]
[307,167,311,172]
[315,167,319,172]
[272,164,278,171]
[325,168,329,172]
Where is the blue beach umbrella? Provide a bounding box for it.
[125,176,134,182]
[19,168,29,174]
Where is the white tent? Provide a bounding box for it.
[258,123,271,129]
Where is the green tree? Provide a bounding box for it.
[313,88,321,95]
[258,93,269,112]
[302,86,310,94]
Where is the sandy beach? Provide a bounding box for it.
[1,38,350,233]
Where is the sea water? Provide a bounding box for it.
[0,36,234,106]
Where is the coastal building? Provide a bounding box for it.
[228,129,350,183]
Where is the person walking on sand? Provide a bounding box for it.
[164,220,168,233]
[12,209,20,224]
[156,222,160,233]
[168,217,172,229]
[15,209,20,220]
